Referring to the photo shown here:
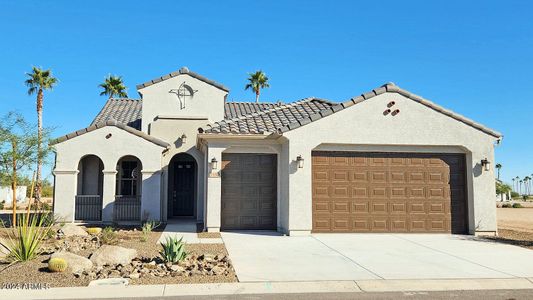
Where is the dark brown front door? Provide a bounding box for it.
[172,161,195,216]
[221,153,277,230]
[312,152,467,233]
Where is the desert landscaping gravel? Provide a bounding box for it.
[0,225,236,287]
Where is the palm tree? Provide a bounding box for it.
[25,67,58,203]
[99,75,128,99]
[515,176,520,192]
[529,174,533,194]
[512,178,516,191]
[524,176,531,195]
[519,180,523,195]
[495,163,502,180]
[244,70,270,103]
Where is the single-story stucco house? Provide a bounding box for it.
[51,67,502,236]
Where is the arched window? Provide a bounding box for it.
[116,156,142,196]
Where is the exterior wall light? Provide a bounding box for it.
[211,157,218,170]
[181,133,187,144]
[296,155,304,169]
[481,158,491,172]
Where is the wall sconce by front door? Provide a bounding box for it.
[296,155,304,168]
[180,133,187,144]
[481,158,491,172]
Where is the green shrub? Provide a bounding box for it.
[0,201,4,210]
[141,220,160,242]
[512,203,523,208]
[48,257,68,272]
[522,195,529,201]
[29,202,51,211]
[502,203,512,208]
[160,236,187,263]
[511,191,520,198]
[100,226,117,245]
[0,212,55,262]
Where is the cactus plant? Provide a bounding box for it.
[86,227,102,235]
[48,257,68,272]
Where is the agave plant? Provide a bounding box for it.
[0,212,54,263]
[159,236,187,263]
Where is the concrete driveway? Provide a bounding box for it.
[221,232,533,282]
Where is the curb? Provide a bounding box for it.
[1,278,533,299]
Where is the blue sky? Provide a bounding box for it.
[0,1,532,185]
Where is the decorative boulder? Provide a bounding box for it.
[86,227,102,235]
[51,251,93,274]
[90,245,137,267]
[59,224,89,237]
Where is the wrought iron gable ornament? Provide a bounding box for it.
[169,82,198,109]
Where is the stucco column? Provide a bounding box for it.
[141,170,162,222]
[205,146,224,232]
[471,147,498,235]
[102,170,117,222]
[53,170,78,223]
[287,144,313,236]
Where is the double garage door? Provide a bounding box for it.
[312,152,468,233]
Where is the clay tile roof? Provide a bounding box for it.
[199,98,337,134]
[136,67,230,92]
[91,98,142,130]
[224,102,280,119]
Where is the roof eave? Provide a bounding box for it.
[136,67,230,92]
[197,132,276,140]
[50,120,170,149]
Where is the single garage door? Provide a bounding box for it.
[312,152,467,233]
[221,153,277,230]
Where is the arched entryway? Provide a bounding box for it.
[168,153,197,218]
[75,155,104,221]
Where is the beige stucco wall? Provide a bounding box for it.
[139,74,228,133]
[53,126,166,222]
[282,92,499,235]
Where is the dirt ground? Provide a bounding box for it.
[489,207,533,250]
[0,226,237,287]
[497,207,533,233]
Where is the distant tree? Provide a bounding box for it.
[496,181,512,202]
[25,67,57,205]
[524,176,531,195]
[99,75,128,99]
[244,70,270,103]
[0,113,42,226]
[495,163,502,180]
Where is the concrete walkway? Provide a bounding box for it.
[158,219,222,244]
[222,232,533,282]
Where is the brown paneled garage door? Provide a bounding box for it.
[312,152,467,233]
[221,153,277,230]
